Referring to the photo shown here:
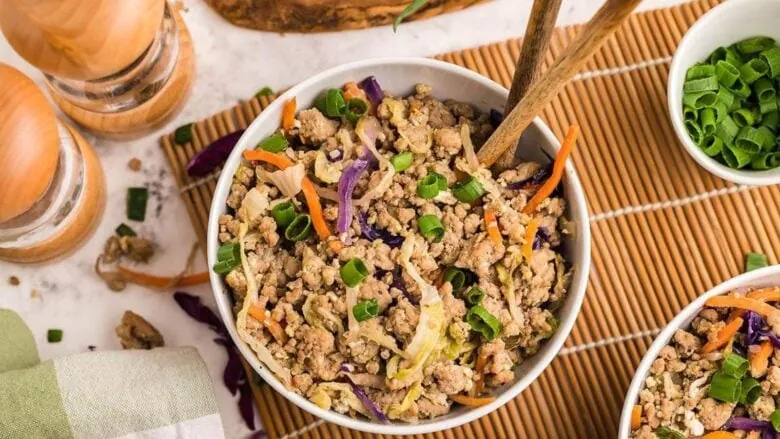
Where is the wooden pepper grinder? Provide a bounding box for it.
[0,0,194,139]
[0,64,106,263]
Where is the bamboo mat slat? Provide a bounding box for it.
[160,0,778,437]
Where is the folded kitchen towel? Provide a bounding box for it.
[0,309,225,439]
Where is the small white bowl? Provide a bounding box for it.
[207,58,591,435]
[668,0,780,186]
[618,265,780,437]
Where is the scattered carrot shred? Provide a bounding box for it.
[343,82,367,102]
[243,149,332,243]
[484,209,502,246]
[282,98,296,131]
[449,394,496,407]
[706,295,780,322]
[248,304,288,344]
[700,316,744,354]
[523,218,539,262]
[750,340,773,378]
[747,287,780,301]
[701,432,738,439]
[116,267,209,288]
[471,353,488,396]
[522,125,579,214]
[630,405,642,430]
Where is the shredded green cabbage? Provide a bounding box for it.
[387,381,423,419]
[314,151,342,184]
[496,246,525,326]
[355,117,396,206]
[359,320,407,358]
[309,382,370,416]
[302,294,345,335]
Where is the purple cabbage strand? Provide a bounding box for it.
[186,130,245,177]
[358,76,384,107]
[358,212,404,248]
[337,154,371,234]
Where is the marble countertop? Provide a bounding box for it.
[0,0,685,437]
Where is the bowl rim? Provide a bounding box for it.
[207,57,592,435]
[667,0,780,186]
[618,264,780,437]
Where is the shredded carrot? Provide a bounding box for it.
[706,295,780,322]
[701,432,738,439]
[471,353,488,396]
[484,209,502,246]
[248,304,288,344]
[243,149,332,242]
[700,316,744,354]
[630,405,642,431]
[282,97,296,131]
[750,340,773,377]
[523,218,539,262]
[747,287,780,301]
[522,125,579,214]
[343,82,367,102]
[116,267,209,288]
[449,394,496,407]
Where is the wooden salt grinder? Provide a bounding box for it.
[0,0,195,139]
[0,64,106,263]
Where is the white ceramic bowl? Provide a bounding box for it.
[618,265,780,437]
[668,0,780,186]
[208,58,591,435]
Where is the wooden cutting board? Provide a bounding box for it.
[205,0,489,33]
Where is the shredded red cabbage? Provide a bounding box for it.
[760,329,780,348]
[744,311,766,345]
[339,363,390,424]
[725,417,772,432]
[174,292,260,432]
[507,163,552,190]
[358,212,404,248]
[186,130,245,177]
[337,155,371,234]
[358,76,384,107]
[533,227,551,250]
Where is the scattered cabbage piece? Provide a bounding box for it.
[496,246,525,327]
[384,99,408,128]
[240,188,269,225]
[387,381,423,419]
[460,123,480,172]
[355,117,396,206]
[302,294,345,335]
[346,286,360,335]
[359,320,407,358]
[314,151,342,184]
[309,382,371,417]
[257,163,305,198]
[235,223,292,387]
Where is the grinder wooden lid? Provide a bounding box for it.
[0,64,60,223]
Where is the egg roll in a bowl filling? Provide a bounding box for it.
[630,288,780,438]
[215,78,575,423]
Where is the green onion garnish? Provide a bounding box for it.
[352,299,379,322]
[258,132,288,152]
[213,242,241,275]
[174,123,193,145]
[417,173,443,199]
[127,187,149,221]
[465,287,484,306]
[316,88,347,118]
[255,86,274,98]
[746,252,769,272]
[390,152,414,172]
[740,377,762,405]
[392,0,428,32]
[653,426,686,439]
[451,176,485,203]
[346,99,368,124]
[418,214,445,242]
[47,329,63,343]
[771,409,780,432]
[721,353,748,378]
[340,258,369,288]
[271,202,296,228]
[466,305,502,341]
[115,223,137,237]
[285,214,312,242]
[442,267,466,293]
[707,372,742,403]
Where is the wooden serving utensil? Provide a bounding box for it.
[478,0,642,167]
[494,0,563,171]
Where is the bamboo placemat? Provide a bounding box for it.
[160,0,780,436]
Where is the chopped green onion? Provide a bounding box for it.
[326,89,346,117]
[683,90,718,109]
[258,132,288,152]
[345,99,368,124]
[746,252,769,272]
[127,187,149,221]
[115,223,137,237]
[686,64,716,80]
[740,377,762,405]
[686,120,703,144]
[684,76,719,93]
[715,60,740,88]
[721,353,748,378]
[683,106,697,122]
[390,152,414,172]
[285,214,312,241]
[760,46,780,78]
[451,176,485,203]
[736,37,775,55]
[213,243,241,275]
[762,111,779,132]
[716,115,739,144]
[174,123,193,145]
[255,86,274,98]
[417,214,445,242]
[722,144,753,169]
[752,152,775,170]
[735,126,765,154]
[653,426,686,439]
[47,329,63,343]
[352,299,379,322]
[771,409,780,432]
[443,267,466,293]
[700,108,717,134]
[341,258,369,288]
[739,58,769,84]
[466,305,502,341]
[699,135,723,157]
[417,173,446,199]
[733,107,759,127]
[271,202,295,228]
[728,78,751,99]
[707,372,742,403]
[465,287,484,306]
[393,0,428,31]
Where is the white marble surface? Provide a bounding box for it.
[0,0,686,437]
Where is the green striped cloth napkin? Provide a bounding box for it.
[0,309,225,438]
